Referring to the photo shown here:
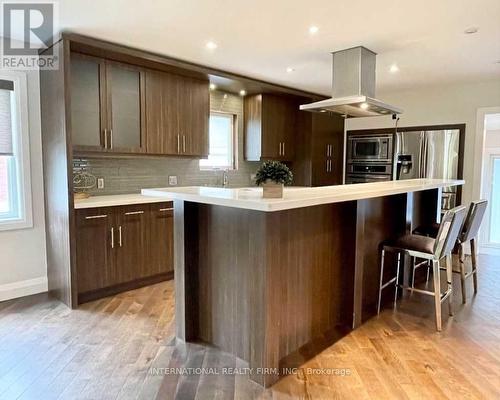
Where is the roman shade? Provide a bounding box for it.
[0,79,14,156]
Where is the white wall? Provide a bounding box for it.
[0,65,47,301]
[485,129,500,148]
[346,79,500,204]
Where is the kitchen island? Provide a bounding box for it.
[143,179,464,387]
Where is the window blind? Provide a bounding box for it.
[0,79,14,156]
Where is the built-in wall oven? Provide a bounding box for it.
[345,132,394,184]
[347,134,393,163]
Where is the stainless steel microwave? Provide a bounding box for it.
[347,134,394,163]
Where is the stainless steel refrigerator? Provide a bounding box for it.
[394,129,460,209]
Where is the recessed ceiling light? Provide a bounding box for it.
[464,27,479,34]
[206,41,218,50]
[239,89,247,96]
[286,67,295,73]
[389,64,400,73]
[360,103,369,110]
[209,83,217,90]
[309,26,319,35]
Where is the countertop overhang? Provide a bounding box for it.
[74,193,173,209]
[141,179,464,212]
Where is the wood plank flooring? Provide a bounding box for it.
[0,254,499,399]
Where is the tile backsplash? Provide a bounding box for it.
[73,90,261,196]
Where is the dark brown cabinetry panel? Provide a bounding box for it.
[75,208,113,293]
[114,205,148,284]
[70,53,146,154]
[244,94,297,161]
[148,203,174,276]
[293,111,345,187]
[144,70,209,157]
[75,202,173,303]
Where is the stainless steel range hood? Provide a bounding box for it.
[300,46,403,118]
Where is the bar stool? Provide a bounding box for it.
[414,200,488,303]
[377,205,467,331]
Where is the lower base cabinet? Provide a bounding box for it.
[75,202,174,304]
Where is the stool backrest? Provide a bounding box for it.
[433,205,467,259]
[460,200,488,243]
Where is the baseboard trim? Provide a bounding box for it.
[77,271,174,305]
[0,276,48,302]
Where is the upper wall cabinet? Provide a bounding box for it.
[70,53,146,154]
[145,70,209,157]
[244,94,298,162]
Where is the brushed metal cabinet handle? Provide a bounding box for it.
[124,210,144,215]
[118,226,122,247]
[177,134,180,153]
[326,160,329,172]
[329,159,332,172]
[159,208,174,212]
[279,142,282,156]
[104,129,108,149]
[111,227,114,249]
[85,214,107,220]
[183,135,186,153]
[282,142,285,156]
[109,129,113,149]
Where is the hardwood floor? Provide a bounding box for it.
[0,254,499,399]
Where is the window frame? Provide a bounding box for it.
[0,70,32,231]
[199,111,237,171]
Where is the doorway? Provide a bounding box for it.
[480,112,500,254]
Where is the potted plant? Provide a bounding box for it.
[255,160,293,198]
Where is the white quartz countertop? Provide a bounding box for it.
[141,179,464,212]
[74,194,173,209]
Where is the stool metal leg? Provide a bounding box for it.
[458,243,467,304]
[471,238,478,294]
[411,256,416,289]
[446,254,453,316]
[432,259,442,332]
[394,252,401,307]
[377,248,386,315]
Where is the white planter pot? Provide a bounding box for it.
[262,181,284,198]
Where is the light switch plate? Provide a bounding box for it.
[168,176,178,186]
[97,178,104,189]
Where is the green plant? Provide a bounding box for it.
[255,161,293,186]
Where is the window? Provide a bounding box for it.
[0,72,32,231]
[199,112,235,170]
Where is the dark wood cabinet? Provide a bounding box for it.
[75,208,114,293]
[148,203,174,277]
[75,202,174,303]
[244,94,297,161]
[145,70,209,157]
[114,205,148,284]
[293,111,345,187]
[71,53,146,154]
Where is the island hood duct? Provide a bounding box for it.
[300,46,403,118]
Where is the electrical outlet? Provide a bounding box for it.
[97,178,104,189]
[250,173,256,181]
[168,175,178,186]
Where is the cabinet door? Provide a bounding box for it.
[311,113,344,186]
[147,203,174,276]
[114,205,148,284]
[106,62,145,153]
[261,95,283,159]
[180,77,209,157]
[145,70,180,155]
[75,208,114,293]
[281,97,297,161]
[261,94,296,161]
[70,53,107,152]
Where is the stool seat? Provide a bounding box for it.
[413,222,440,238]
[386,234,435,255]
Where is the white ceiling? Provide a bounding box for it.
[11,0,500,95]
